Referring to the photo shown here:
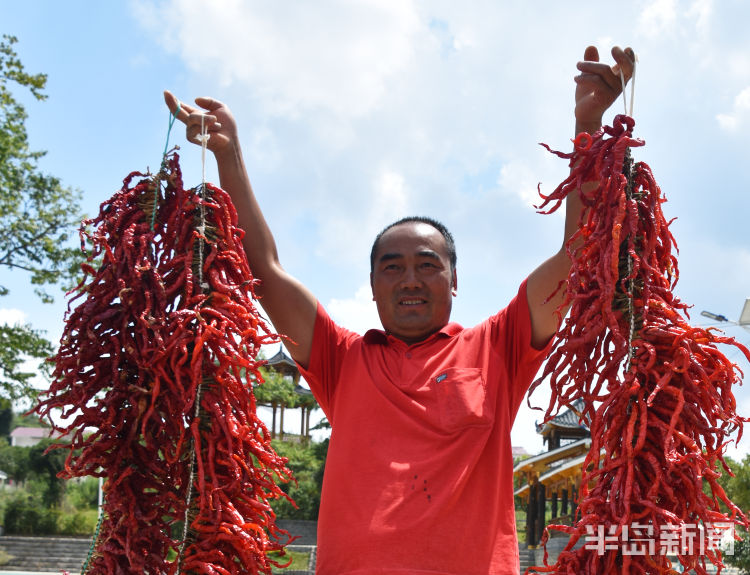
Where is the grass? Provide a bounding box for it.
[270,550,310,572]
[0,550,12,566]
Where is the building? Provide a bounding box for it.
[513,399,591,549]
[9,426,50,447]
[262,346,320,440]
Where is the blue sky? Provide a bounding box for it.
[3,0,750,456]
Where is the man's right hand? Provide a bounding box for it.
[162,90,318,369]
[574,45,635,135]
[164,91,238,158]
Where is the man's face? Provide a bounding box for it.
[370,222,457,345]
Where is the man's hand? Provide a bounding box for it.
[574,46,635,135]
[163,91,238,158]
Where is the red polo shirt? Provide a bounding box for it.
[298,280,549,575]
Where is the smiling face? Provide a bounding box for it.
[370,221,457,345]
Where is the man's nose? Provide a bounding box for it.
[400,266,422,288]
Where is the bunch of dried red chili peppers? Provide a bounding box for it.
[530,115,750,574]
[34,152,294,574]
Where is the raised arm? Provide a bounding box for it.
[526,46,635,349]
[164,91,318,368]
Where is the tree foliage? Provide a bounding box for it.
[717,455,750,573]
[270,438,328,520]
[0,35,84,401]
[253,366,298,408]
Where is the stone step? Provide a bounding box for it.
[0,536,93,573]
[0,537,318,573]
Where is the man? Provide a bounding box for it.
[166,44,634,574]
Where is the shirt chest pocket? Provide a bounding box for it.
[433,367,493,432]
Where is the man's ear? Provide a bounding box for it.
[370,272,375,301]
[451,269,458,296]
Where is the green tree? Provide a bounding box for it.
[270,439,325,520]
[28,438,66,507]
[715,455,750,573]
[0,437,31,482]
[0,35,84,401]
[0,398,13,437]
[254,367,297,438]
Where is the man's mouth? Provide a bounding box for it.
[399,298,427,306]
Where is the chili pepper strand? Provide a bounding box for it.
[528,115,750,574]
[34,152,295,574]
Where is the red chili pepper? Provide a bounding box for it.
[34,153,295,574]
[529,116,750,574]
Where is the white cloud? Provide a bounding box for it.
[327,283,381,335]
[638,0,678,38]
[496,160,545,207]
[135,0,423,120]
[637,0,714,43]
[315,167,410,267]
[717,86,750,132]
[0,308,27,326]
[687,0,713,34]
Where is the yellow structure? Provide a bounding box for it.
[513,399,590,548]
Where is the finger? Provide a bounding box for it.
[194,96,226,113]
[574,73,617,96]
[163,90,195,123]
[186,112,220,135]
[610,46,636,82]
[583,45,599,63]
[186,113,222,145]
[576,61,621,91]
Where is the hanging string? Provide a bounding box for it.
[177,114,210,573]
[80,502,105,574]
[151,103,182,231]
[163,102,182,161]
[619,58,638,369]
[629,55,637,118]
[619,56,637,118]
[196,114,210,292]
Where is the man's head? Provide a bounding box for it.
[370,216,457,275]
[369,217,457,345]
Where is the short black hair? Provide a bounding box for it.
[370,216,457,273]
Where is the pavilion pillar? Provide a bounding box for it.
[535,482,546,544]
[526,478,537,546]
[550,489,558,520]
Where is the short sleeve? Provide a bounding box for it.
[488,278,554,418]
[294,301,360,424]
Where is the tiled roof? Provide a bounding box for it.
[536,398,589,434]
[266,346,297,369]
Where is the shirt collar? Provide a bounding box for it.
[363,322,463,346]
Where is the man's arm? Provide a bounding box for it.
[526,46,635,349]
[164,92,317,369]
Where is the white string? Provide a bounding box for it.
[197,115,210,292]
[620,69,628,116]
[621,55,638,370]
[177,115,211,572]
[619,56,637,117]
[615,55,639,372]
[629,56,637,117]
